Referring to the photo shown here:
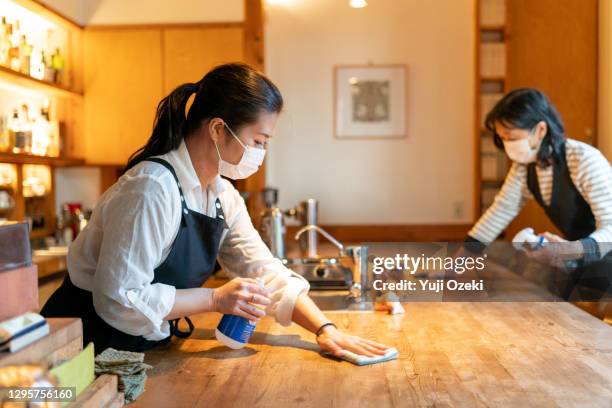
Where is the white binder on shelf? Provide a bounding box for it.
[480,93,504,127]
[480,0,506,26]
[480,43,506,78]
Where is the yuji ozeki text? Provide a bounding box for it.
[372,254,488,275]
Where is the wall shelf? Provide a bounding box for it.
[0,65,83,99]
[480,76,505,83]
[480,25,505,32]
[0,152,85,166]
[475,0,508,221]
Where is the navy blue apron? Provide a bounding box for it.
[527,142,611,299]
[42,158,228,352]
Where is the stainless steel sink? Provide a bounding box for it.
[284,257,353,290]
[308,290,373,311]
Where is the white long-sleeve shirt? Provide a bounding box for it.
[68,140,310,341]
[469,139,612,258]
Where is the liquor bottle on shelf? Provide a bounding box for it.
[0,113,9,152]
[42,51,54,82]
[31,106,51,156]
[51,48,64,84]
[0,17,9,66]
[20,104,32,154]
[19,34,32,76]
[30,48,45,80]
[7,22,19,72]
[9,105,32,154]
[7,109,21,153]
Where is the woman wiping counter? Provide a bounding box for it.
[41,63,392,358]
[466,88,612,296]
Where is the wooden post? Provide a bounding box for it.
[242,0,266,226]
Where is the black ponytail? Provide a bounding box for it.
[125,63,283,171]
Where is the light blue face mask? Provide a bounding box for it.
[214,122,266,180]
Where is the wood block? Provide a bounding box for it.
[0,318,82,368]
[70,374,121,408]
[0,265,38,321]
[104,392,125,408]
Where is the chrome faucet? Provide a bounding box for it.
[294,225,368,302]
[294,225,345,256]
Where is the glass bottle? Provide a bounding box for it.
[0,17,9,66]
[19,34,32,76]
[51,48,64,84]
[30,48,44,80]
[32,106,51,156]
[7,22,19,72]
[8,109,23,153]
[0,113,9,152]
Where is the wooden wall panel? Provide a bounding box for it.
[240,0,265,222]
[162,26,244,94]
[507,0,598,145]
[504,0,598,240]
[83,29,163,165]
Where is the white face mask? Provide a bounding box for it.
[502,131,541,164]
[214,122,266,180]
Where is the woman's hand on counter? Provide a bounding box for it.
[525,232,584,267]
[291,293,391,358]
[212,277,271,321]
[316,325,390,357]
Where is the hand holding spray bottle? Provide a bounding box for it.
[215,277,266,349]
[512,227,548,251]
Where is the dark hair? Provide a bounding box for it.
[485,88,565,167]
[125,62,283,170]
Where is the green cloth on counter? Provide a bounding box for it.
[50,342,95,405]
[94,347,152,403]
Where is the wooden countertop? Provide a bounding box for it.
[133,302,612,407]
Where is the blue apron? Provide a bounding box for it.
[42,158,228,352]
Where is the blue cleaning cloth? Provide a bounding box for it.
[323,347,399,366]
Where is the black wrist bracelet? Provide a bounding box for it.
[315,322,337,337]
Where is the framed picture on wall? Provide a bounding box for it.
[334,64,407,139]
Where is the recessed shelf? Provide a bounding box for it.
[0,65,83,99]
[481,179,504,187]
[0,152,85,166]
[480,76,506,83]
[480,24,505,32]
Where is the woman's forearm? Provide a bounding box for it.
[292,293,333,334]
[165,287,215,320]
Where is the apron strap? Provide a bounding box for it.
[144,158,188,212]
[214,198,229,229]
[169,317,195,339]
[526,162,545,206]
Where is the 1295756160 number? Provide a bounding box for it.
[2,387,76,402]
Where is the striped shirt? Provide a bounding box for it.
[469,139,612,258]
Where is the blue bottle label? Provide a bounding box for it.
[217,314,257,344]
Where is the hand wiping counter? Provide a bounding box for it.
[322,347,399,366]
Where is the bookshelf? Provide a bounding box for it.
[475,0,509,219]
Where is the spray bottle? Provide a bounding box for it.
[512,227,548,251]
[215,278,265,349]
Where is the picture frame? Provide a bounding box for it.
[333,64,407,139]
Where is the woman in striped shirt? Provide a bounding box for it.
[466,88,611,296]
